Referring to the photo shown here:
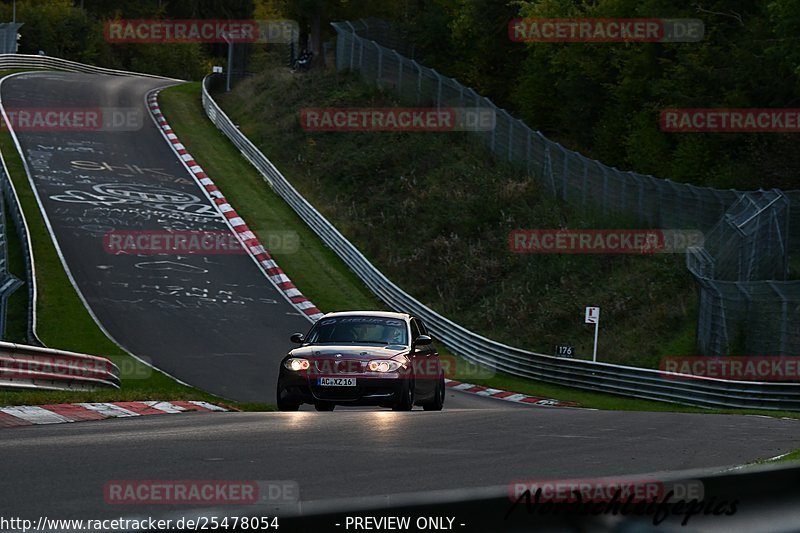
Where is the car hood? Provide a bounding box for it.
[289,345,408,360]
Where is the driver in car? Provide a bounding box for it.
[383,326,405,345]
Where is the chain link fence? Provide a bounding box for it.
[331,20,762,232]
[691,277,800,358]
[688,190,799,356]
[688,190,791,283]
[332,20,800,358]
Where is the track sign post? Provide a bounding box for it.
[585,307,600,362]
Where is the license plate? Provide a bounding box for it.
[317,377,356,387]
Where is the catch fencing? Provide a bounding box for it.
[332,20,800,357]
[688,190,800,356]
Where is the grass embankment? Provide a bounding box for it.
[154,78,800,418]
[212,66,698,370]
[0,71,265,410]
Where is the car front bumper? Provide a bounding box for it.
[278,372,408,405]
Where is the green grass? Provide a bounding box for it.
[0,71,270,410]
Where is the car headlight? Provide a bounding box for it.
[368,360,403,373]
[284,358,310,371]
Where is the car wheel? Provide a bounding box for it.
[276,387,300,412]
[277,398,300,412]
[392,378,415,411]
[314,402,335,411]
[423,376,445,411]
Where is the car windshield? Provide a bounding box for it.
[305,316,408,346]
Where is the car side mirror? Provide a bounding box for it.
[290,332,305,344]
[412,335,432,351]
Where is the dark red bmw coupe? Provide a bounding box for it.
[276,311,445,412]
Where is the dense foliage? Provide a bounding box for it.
[393,0,800,190]
[0,0,257,79]
[4,0,795,189]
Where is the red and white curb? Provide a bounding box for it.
[0,401,227,428]
[445,379,580,408]
[146,90,324,322]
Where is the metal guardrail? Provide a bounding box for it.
[0,53,180,80]
[331,21,800,252]
[0,154,22,340]
[200,74,800,411]
[0,340,120,391]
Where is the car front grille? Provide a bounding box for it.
[314,360,365,374]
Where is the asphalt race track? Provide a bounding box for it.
[1,408,800,519]
[0,71,312,403]
[4,71,800,525]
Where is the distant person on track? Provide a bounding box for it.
[292,50,314,72]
